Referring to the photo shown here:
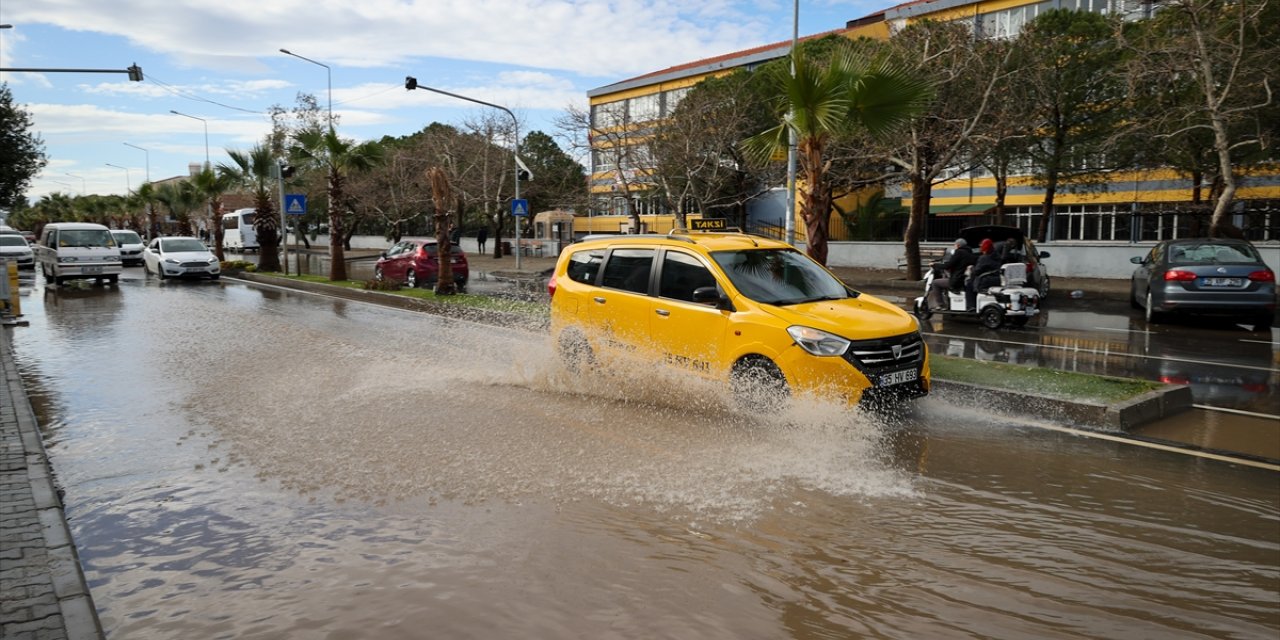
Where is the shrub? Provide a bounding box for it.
[221,260,256,273]
[363,279,401,291]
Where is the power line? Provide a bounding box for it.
[144,74,263,114]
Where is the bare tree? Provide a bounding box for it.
[427,167,459,295]
[557,102,648,232]
[1122,0,1277,237]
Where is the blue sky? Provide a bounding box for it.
[2,0,887,201]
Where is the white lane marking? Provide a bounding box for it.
[1238,339,1280,346]
[1026,421,1280,472]
[1193,404,1280,420]
[922,331,1280,373]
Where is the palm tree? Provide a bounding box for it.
[746,47,931,266]
[154,182,201,236]
[291,128,383,281]
[220,145,281,272]
[192,166,237,260]
[134,182,160,238]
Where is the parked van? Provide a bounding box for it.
[547,229,929,408]
[36,222,123,285]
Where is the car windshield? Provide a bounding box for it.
[710,248,851,305]
[0,236,27,247]
[1168,242,1261,264]
[161,239,208,253]
[59,229,116,248]
[112,231,142,244]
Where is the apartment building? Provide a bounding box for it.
[585,0,1278,243]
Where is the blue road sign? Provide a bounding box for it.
[511,198,529,217]
[284,194,307,215]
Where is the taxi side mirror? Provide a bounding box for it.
[1130,256,1144,264]
[692,286,731,310]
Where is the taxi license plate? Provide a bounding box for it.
[1203,277,1242,287]
[879,369,918,387]
[82,266,103,274]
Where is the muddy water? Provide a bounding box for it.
[13,275,1280,639]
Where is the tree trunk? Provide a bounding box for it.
[429,168,457,295]
[328,168,347,281]
[993,175,1008,227]
[212,201,226,261]
[903,177,932,281]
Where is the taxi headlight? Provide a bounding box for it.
[164,258,181,264]
[787,326,850,357]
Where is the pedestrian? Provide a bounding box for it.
[450,225,462,247]
[477,226,488,254]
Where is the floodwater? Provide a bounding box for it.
[12,271,1280,639]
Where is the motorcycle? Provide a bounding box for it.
[913,261,1041,329]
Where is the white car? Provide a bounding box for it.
[144,236,221,280]
[111,230,146,266]
[0,234,35,270]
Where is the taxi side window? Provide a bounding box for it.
[601,249,654,294]
[659,251,718,303]
[565,250,603,284]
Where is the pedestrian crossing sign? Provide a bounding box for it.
[511,198,529,217]
[285,194,307,215]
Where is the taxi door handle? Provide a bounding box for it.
[655,309,670,317]
[593,296,606,304]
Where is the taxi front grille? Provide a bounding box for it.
[842,332,925,373]
[180,261,210,268]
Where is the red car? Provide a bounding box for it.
[374,239,468,290]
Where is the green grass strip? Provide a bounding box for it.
[260,272,550,317]
[929,354,1161,404]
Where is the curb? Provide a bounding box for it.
[932,378,1193,432]
[1,329,106,640]
[230,272,549,332]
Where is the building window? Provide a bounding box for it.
[662,87,690,117]
[627,93,661,123]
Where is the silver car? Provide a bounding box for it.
[0,234,35,269]
[1130,239,1275,329]
[143,236,221,280]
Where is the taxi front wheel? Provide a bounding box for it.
[731,357,789,412]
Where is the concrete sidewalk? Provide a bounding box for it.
[1,328,104,640]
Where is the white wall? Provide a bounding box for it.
[823,241,1279,280]
[298,235,1279,280]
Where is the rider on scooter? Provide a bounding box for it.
[928,238,975,310]
[966,239,1003,311]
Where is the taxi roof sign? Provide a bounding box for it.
[690,218,728,231]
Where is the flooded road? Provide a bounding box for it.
[11,269,1280,639]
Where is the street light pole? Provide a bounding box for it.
[279,49,332,130]
[785,0,799,247]
[123,142,150,183]
[169,110,209,169]
[63,172,85,195]
[404,76,523,271]
[124,143,153,236]
[105,163,131,195]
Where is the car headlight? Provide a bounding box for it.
[787,326,850,357]
[207,257,218,264]
[165,258,180,264]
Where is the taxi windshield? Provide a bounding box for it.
[710,248,852,305]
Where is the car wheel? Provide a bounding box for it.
[731,357,789,412]
[210,275,220,281]
[1130,285,1143,310]
[1144,291,1163,324]
[106,274,118,285]
[1038,274,1050,298]
[1253,314,1274,331]
[405,269,417,288]
[374,266,384,282]
[980,306,1004,330]
[557,329,594,374]
[913,298,932,320]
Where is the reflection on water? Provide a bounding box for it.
[10,279,1280,639]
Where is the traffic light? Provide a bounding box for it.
[281,164,296,179]
[517,169,531,181]
[127,64,143,82]
[405,76,418,91]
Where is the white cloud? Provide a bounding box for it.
[28,103,271,141]
[10,0,771,77]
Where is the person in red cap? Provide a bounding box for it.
[966,238,1003,311]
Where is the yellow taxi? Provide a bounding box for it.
[547,229,929,407]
